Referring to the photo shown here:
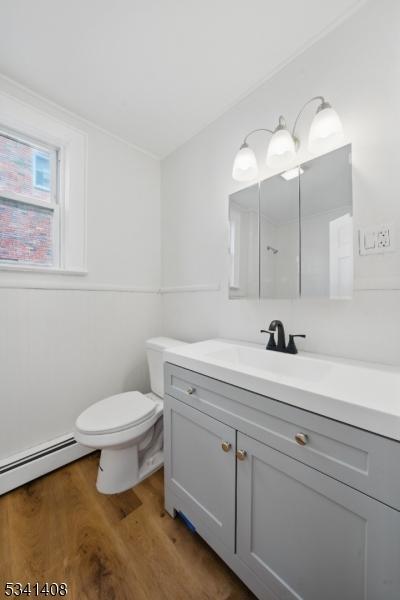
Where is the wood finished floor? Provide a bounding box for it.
[0,453,256,600]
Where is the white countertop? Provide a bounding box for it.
[164,338,400,441]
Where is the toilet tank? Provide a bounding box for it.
[146,337,187,398]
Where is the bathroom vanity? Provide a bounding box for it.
[163,339,400,600]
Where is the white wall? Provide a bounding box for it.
[0,76,162,460]
[161,0,400,367]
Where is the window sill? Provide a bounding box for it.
[0,264,88,276]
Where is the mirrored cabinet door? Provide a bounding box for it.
[300,145,353,299]
[228,144,353,300]
[229,183,259,299]
[260,172,300,299]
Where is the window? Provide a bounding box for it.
[0,128,59,268]
[0,90,87,275]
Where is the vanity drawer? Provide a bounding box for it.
[165,363,400,510]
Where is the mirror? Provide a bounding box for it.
[229,144,353,299]
[260,170,299,298]
[229,183,259,299]
[300,145,353,298]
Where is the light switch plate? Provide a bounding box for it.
[359,223,395,255]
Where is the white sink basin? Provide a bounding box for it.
[205,345,332,383]
[164,339,400,440]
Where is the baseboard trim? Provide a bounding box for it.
[0,435,92,495]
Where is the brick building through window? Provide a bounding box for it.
[0,130,58,267]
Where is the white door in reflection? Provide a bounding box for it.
[329,213,353,298]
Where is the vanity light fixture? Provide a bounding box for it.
[232,96,344,182]
[231,142,258,182]
[307,101,344,153]
[266,116,297,170]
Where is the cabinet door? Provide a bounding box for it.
[164,395,236,551]
[236,432,400,600]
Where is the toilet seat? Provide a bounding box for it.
[76,391,156,435]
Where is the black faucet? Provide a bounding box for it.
[261,320,286,351]
[260,320,306,354]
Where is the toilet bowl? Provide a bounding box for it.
[74,337,186,494]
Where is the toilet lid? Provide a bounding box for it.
[76,391,156,435]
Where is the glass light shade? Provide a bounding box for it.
[232,143,258,182]
[266,128,296,170]
[308,105,344,153]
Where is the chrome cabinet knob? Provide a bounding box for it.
[236,449,247,461]
[221,441,232,452]
[186,387,196,395]
[295,432,309,446]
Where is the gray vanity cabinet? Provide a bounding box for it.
[164,363,400,600]
[236,431,400,600]
[163,394,236,552]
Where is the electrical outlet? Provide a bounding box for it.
[377,227,390,249]
[359,224,395,255]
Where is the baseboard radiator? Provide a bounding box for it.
[0,434,92,495]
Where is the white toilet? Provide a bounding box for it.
[74,337,186,494]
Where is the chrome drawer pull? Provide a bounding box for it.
[236,449,247,461]
[186,387,196,395]
[295,432,309,446]
[221,441,232,453]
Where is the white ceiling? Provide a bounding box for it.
[0,0,363,157]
